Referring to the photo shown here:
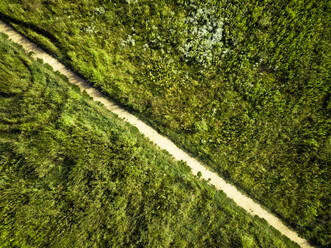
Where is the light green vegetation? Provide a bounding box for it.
[0,0,330,246]
[0,33,300,248]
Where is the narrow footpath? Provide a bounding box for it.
[0,20,313,248]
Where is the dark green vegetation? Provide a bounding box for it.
[0,0,330,246]
[0,33,300,248]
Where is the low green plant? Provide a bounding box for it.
[0,33,299,248]
[0,0,329,246]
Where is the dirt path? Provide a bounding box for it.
[0,20,313,248]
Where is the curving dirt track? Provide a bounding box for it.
[0,20,313,248]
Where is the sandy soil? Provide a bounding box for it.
[0,20,313,248]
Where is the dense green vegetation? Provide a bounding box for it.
[0,33,300,248]
[0,0,330,246]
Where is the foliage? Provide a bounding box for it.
[0,0,330,246]
[0,33,299,248]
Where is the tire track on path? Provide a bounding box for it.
[0,20,313,248]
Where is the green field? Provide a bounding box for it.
[0,33,301,248]
[0,0,330,246]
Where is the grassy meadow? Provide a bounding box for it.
[0,33,302,248]
[0,0,330,246]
